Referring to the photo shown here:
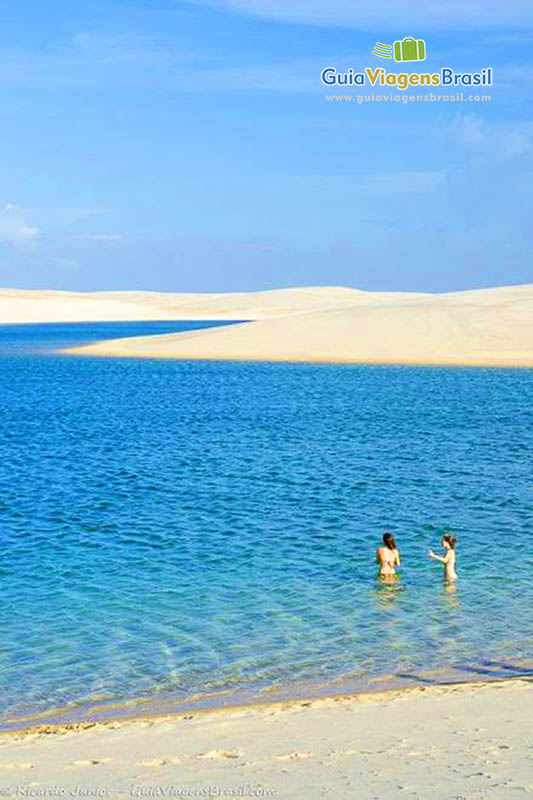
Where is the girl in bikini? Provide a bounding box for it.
[376,532,401,580]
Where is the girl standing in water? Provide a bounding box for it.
[376,532,401,580]
[428,534,458,582]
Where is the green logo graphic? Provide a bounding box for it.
[372,42,393,59]
[394,37,426,62]
[373,37,427,62]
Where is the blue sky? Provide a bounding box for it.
[1,0,532,292]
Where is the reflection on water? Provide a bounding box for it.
[444,581,460,607]
[373,577,406,608]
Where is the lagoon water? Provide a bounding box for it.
[0,321,532,726]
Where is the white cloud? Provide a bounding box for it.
[184,0,533,29]
[76,233,123,242]
[498,64,533,83]
[354,171,447,194]
[0,33,196,91]
[0,204,39,245]
[71,32,185,66]
[0,28,531,97]
[449,114,532,158]
[50,257,81,272]
[32,207,111,227]
[0,205,121,253]
[183,56,332,92]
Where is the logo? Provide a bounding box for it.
[373,37,426,62]
[320,37,493,91]
[372,42,393,59]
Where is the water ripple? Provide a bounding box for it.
[0,324,532,723]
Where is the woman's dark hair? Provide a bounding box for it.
[442,533,457,550]
[383,532,396,550]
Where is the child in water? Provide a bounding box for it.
[428,534,458,581]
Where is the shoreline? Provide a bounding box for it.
[63,345,533,368]
[2,673,532,739]
[3,660,532,737]
[0,675,528,739]
[1,676,531,800]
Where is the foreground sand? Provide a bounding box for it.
[63,283,533,367]
[1,680,531,799]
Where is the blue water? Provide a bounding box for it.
[0,322,532,726]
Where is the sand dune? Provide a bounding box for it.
[1,680,532,800]
[65,283,533,367]
[0,285,431,324]
[2,284,532,366]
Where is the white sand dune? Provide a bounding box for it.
[64,283,533,367]
[2,283,532,366]
[0,286,430,324]
[1,680,532,799]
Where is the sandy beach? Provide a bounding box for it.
[55,283,533,367]
[1,679,531,799]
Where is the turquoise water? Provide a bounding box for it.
[0,322,532,727]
